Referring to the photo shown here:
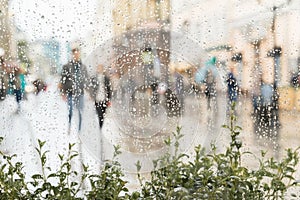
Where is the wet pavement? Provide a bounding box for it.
[0,74,300,194]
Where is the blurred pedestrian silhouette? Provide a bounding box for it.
[251,80,281,157]
[290,72,300,88]
[59,47,89,133]
[260,82,278,135]
[174,68,184,115]
[155,82,181,117]
[226,66,239,113]
[204,69,216,110]
[195,57,218,110]
[0,48,8,101]
[252,79,280,138]
[88,64,112,130]
[6,61,26,113]
[32,79,47,95]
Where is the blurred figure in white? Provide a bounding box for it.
[88,64,112,130]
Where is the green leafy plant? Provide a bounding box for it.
[0,137,130,199]
[28,140,87,199]
[0,137,30,199]
[85,145,130,199]
[135,104,300,199]
[0,103,299,199]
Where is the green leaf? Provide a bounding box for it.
[47,173,57,179]
[70,181,78,187]
[291,193,297,197]
[58,154,64,161]
[222,125,229,129]
[135,161,141,172]
[35,147,41,155]
[164,137,171,146]
[70,153,79,160]
[38,139,46,148]
[32,174,43,180]
[69,143,75,150]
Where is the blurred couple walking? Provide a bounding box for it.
[59,46,111,133]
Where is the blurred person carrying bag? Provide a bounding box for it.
[88,64,112,129]
[33,79,47,95]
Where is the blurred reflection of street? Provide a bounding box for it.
[0,75,300,190]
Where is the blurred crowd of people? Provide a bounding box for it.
[0,43,283,139]
[0,48,47,113]
[193,56,281,138]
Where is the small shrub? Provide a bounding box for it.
[0,137,130,199]
[0,136,30,199]
[136,106,300,199]
[85,145,129,199]
[0,105,299,199]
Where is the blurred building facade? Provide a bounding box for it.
[228,0,300,88]
[0,0,12,57]
[171,0,300,90]
[111,0,300,95]
[112,0,171,84]
[170,0,300,109]
[1,0,300,109]
[112,0,170,36]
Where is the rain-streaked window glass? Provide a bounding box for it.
[0,0,300,198]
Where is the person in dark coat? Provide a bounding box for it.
[204,69,216,110]
[89,64,112,129]
[155,82,181,117]
[226,66,239,106]
[59,47,89,133]
[195,57,218,110]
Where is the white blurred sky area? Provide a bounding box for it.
[8,0,115,71]
[9,0,98,42]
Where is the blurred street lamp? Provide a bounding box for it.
[267,46,282,89]
[266,1,292,134]
[267,5,284,90]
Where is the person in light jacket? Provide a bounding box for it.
[89,64,112,129]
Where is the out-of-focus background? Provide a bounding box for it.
[0,0,300,195]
